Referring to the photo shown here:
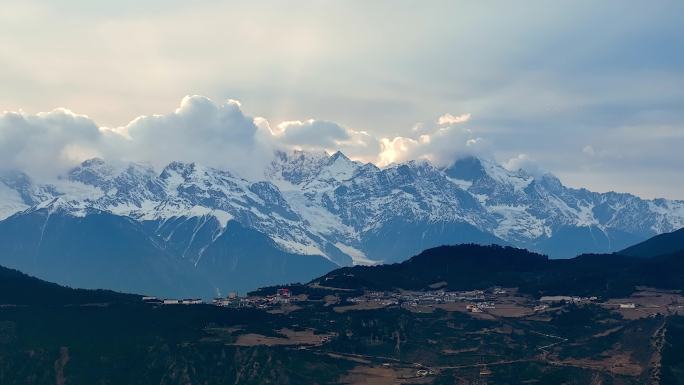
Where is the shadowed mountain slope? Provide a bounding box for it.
[619,227,684,258]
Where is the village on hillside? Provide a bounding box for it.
[140,286,684,320]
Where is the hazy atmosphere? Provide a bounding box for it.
[2,1,683,198]
[2,3,684,384]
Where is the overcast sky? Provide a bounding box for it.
[1,1,683,199]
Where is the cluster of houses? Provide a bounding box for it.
[211,291,241,307]
[465,301,496,313]
[538,296,640,311]
[142,288,294,308]
[539,295,598,303]
[142,296,203,305]
[348,289,499,308]
[143,287,640,316]
[211,288,294,309]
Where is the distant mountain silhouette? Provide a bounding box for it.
[0,263,139,305]
[619,227,684,258]
[0,208,336,299]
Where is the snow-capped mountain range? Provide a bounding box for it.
[0,150,683,296]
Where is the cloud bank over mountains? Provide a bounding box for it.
[0,95,493,180]
[0,108,105,179]
[1,1,683,198]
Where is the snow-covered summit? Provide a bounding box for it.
[0,151,683,262]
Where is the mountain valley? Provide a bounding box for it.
[0,231,683,384]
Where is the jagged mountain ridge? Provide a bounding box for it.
[1,150,683,268]
[266,150,684,259]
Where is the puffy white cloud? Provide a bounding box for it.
[267,118,381,161]
[503,153,545,177]
[0,96,273,179]
[581,144,616,160]
[582,145,596,157]
[110,95,272,178]
[0,97,481,180]
[273,119,350,148]
[437,113,471,126]
[0,108,103,178]
[377,112,485,167]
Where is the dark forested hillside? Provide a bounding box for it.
[317,244,684,297]
[1,232,684,384]
[0,264,139,305]
[619,227,684,258]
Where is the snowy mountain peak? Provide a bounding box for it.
[160,161,201,180]
[267,150,330,185]
[445,156,533,186]
[319,152,363,183]
[528,173,563,196]
[68,158,157,188]
[0,151,683,263]
[267,150,366,187]
[329,150,350,162]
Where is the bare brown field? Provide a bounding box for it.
[602,289,684,319]
[485,304,535,318]
[232,328,332,346]
[442,347,478,355]
[433,302,467,312]
[334,302,390,313]
[339,365,433,385]
[553,352,643,377]
[266,304,302,314]
[405,305,437,314]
